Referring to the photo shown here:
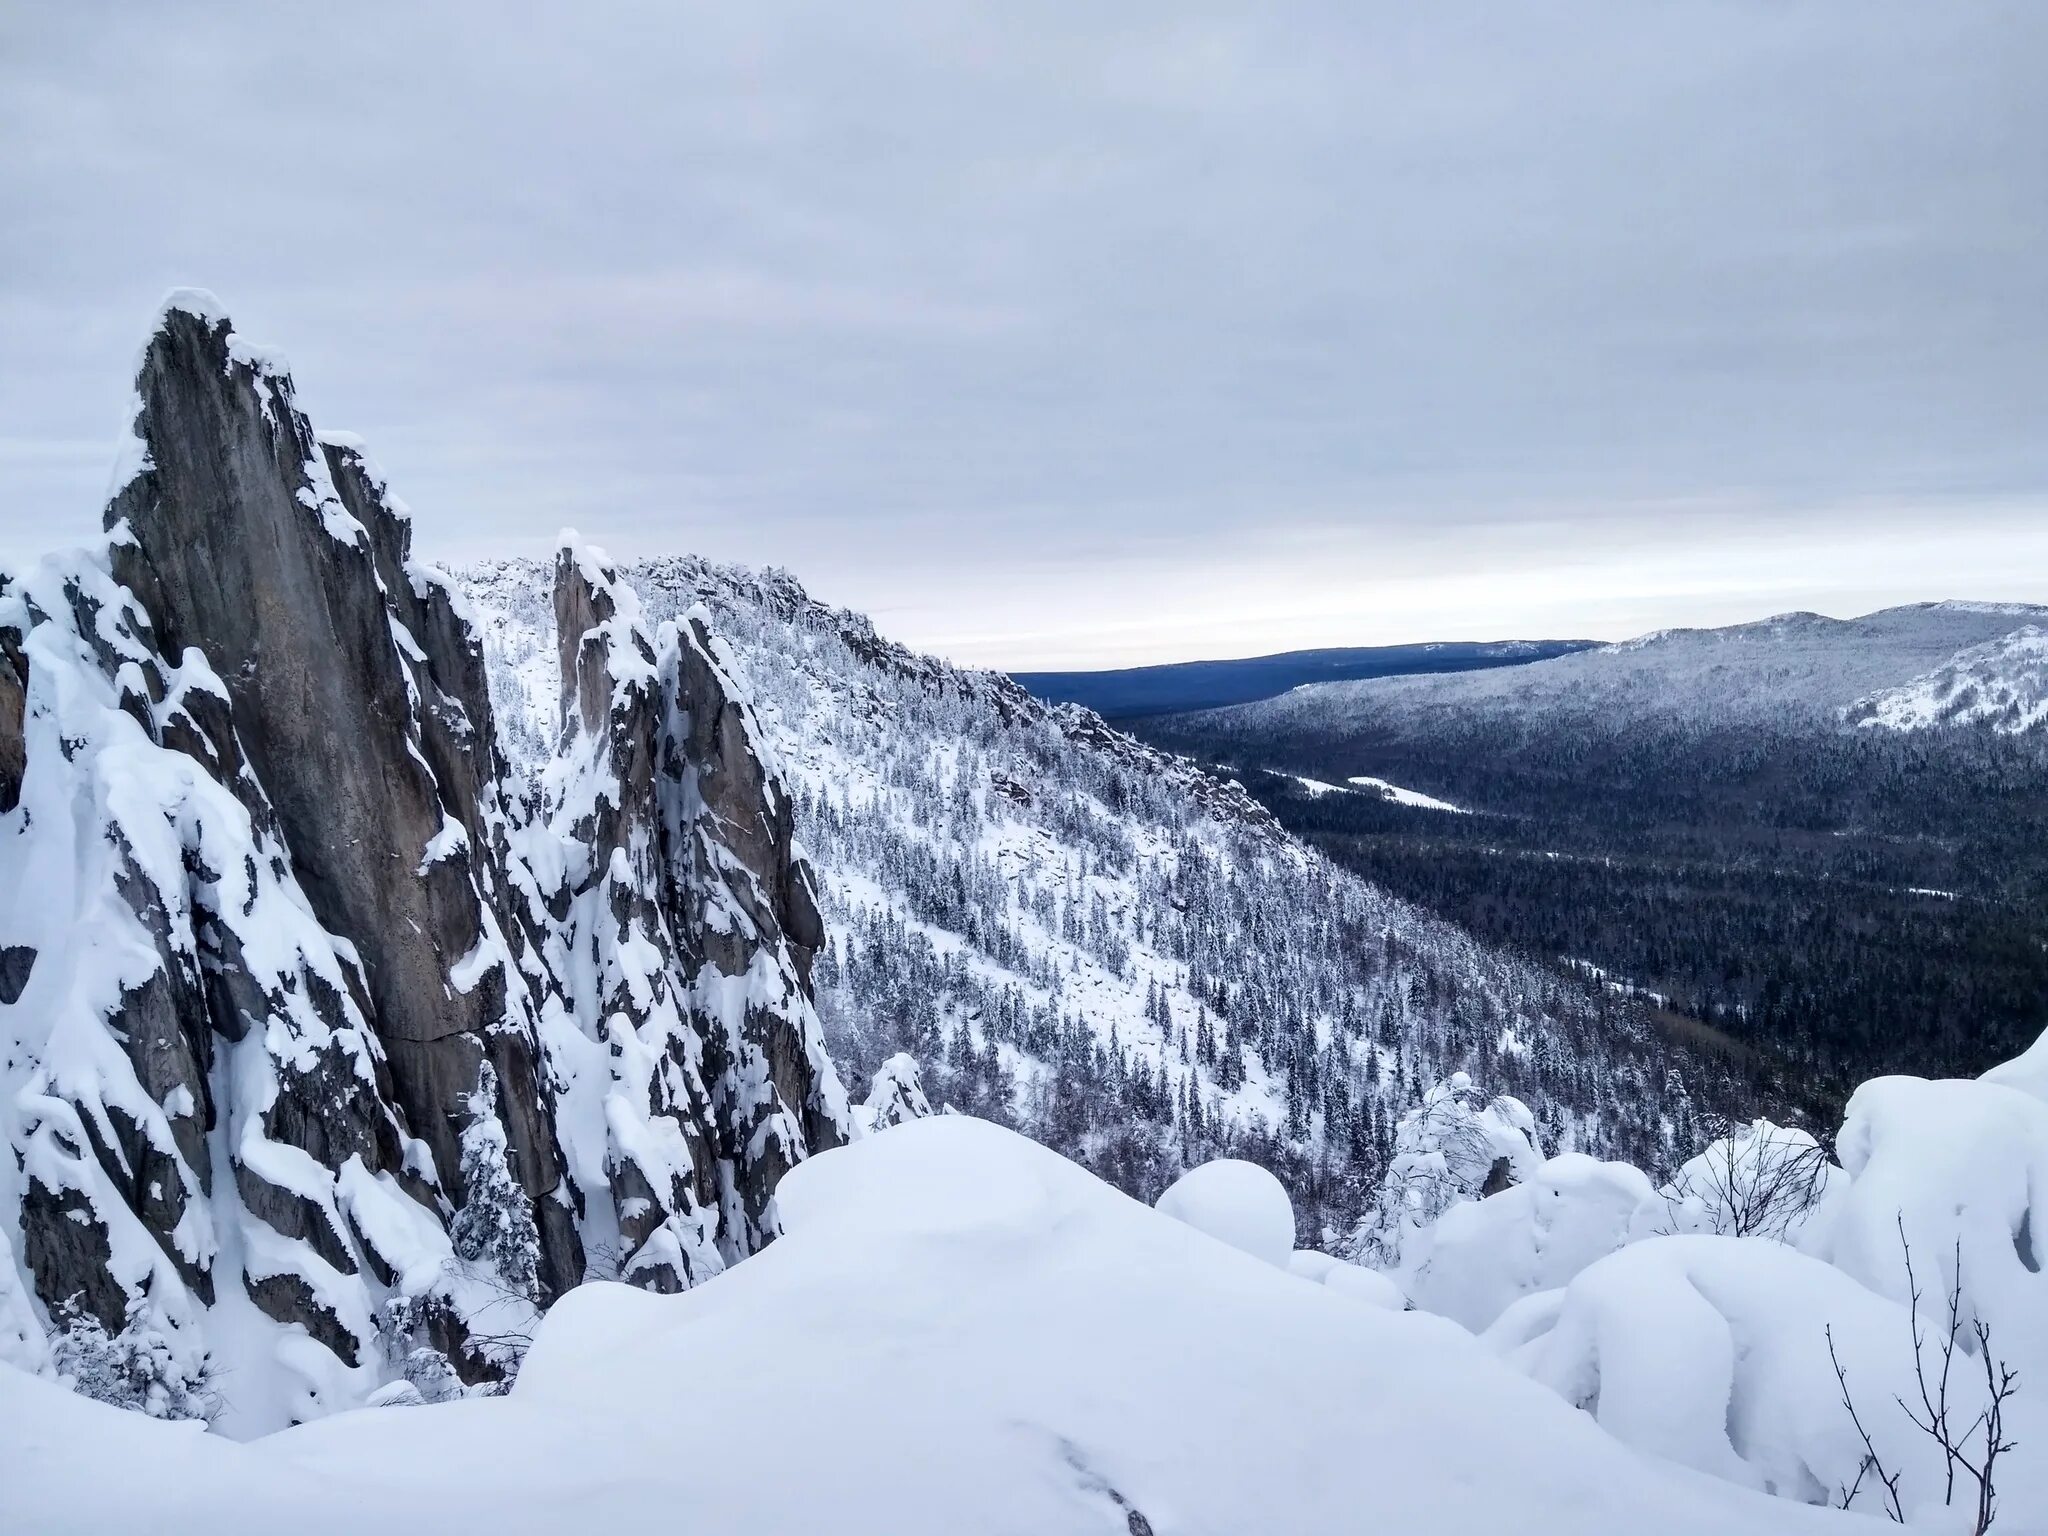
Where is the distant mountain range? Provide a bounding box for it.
[1138,600,2048,1109]
[1013,638,1599,718]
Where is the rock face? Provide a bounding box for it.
[0,294,849,1432]
[537,544,846,1289]
[103,300,573,1294]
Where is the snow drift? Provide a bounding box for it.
[0,1117,1833,1536]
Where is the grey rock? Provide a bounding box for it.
[103,305,572,1284]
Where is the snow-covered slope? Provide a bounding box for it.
[0,1115,1833,1536]
[1207,602,2048,741]
[1846,624,2048,734]
[462,557,1749,1240]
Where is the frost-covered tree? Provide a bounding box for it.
[49,1309,212,1423]
[1347,1073,1540,1269]
[860,1052,935,1131]
[450,1061,542,1303]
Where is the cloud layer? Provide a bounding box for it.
[3,2,2043,666]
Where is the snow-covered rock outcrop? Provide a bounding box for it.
[529,540,846,1291]
[461,557,1742,1245]
[1154,1157,1297,1268]
[0,296,847,1431]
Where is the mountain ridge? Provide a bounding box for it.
[1014,637,1599,719]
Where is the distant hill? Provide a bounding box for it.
[1138,600,2048,1107]
[1013,638,1599,718]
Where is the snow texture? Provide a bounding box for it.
[1847,624,2048,734]
[0,1117,1835,1536]
[1154,1158,1296,1268]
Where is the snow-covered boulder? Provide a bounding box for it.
[1402,1153,1653,1332]
[0,1118,1831,1535]
[1812,1073,2048,1357]
[1287,1248,1408,1308]
[1983,1024,2048,1104]
[1321,1262,1408,1310]
[1156,1158,1296,1268]
[1487,1235,1968,1518]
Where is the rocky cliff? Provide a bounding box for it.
[0,294,848,1432]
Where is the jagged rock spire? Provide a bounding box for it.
[541,538,847,1287]
[1,295,852,1430]
[103,297,576,1292]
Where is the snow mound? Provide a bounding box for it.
[0,1117,1825,1535]
[1322,1262,1406,1308]
[1486,1236,1948,1514]
[1402,1153,1653,1332]
[1154,1158,1297,1268]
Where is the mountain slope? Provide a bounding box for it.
[1014,637,1598,718]
[1143,602,2048,1102]
[1,296,1751,1435]
[462,555,1761,1242]
[1210,602,2048,740]
[1847,623,2048,734]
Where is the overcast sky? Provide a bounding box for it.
[3,3,2044,669]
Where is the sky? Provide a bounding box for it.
[2,3,2045,670]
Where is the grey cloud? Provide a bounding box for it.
[2,1,2043,666]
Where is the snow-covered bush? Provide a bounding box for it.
[1346,1073,1541,1270]
[1155,1159,1296,1267]
[48,1310,212,1423]
[1633,1119,1835,1244]
[1400,1153,1653,1332]
[449,1062,542,1304]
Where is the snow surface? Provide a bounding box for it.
[1347,774,1471,813]
[1363,1035,2048,1526]
[0,1117,1831,1535]
[1154,1158,1296,1268]
[1400,1153,1652,1332]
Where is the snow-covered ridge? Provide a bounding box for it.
[1845,624,2048,734]
[2,301,848,1435]
[462,553,1752,1242]
[1208,599,2048,737]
